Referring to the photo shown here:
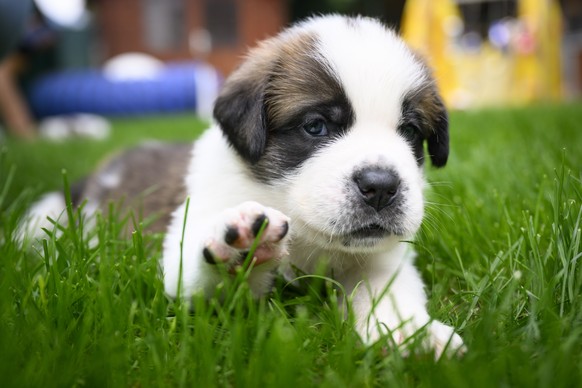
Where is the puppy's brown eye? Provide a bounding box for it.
[303,119,328,137]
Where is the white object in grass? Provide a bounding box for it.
[16,192,66,244]
[39,114,111,141]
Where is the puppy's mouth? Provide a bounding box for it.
[345,223,392,240]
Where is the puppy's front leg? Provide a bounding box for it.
[163,201,290,299]
[351,253,465,358]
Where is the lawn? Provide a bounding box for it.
[0,103,581,387]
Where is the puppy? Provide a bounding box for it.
[22,15,464,357]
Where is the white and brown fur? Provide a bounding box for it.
[21,15,464,357]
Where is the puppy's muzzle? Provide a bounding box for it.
[353,167,401,212]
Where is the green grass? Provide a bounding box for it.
[1,104,581,387]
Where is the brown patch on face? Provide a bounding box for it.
[82,142,192,234]
[264,34,348,129]
[213,27,355,181]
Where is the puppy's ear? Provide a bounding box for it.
[426,95,449,168]
[213,44,274,164]
[406,52,450,168]
[402,84,450,168]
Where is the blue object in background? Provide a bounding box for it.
[28,62,222,118]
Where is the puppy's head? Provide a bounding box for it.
[214,15,449,252]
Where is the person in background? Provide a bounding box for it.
[0,0,39,139]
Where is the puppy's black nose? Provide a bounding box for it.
[353,168,400,212]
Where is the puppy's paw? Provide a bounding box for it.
[425,321,466,359]
[203,201,290,270]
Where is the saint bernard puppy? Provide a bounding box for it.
[22,15,465,357]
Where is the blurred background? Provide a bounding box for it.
[0,0,580,139]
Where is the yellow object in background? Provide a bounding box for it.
[514,0,563,102]
[401,0,462,107]
[401,0,563,108]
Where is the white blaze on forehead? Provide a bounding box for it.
[302,16,426,128]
